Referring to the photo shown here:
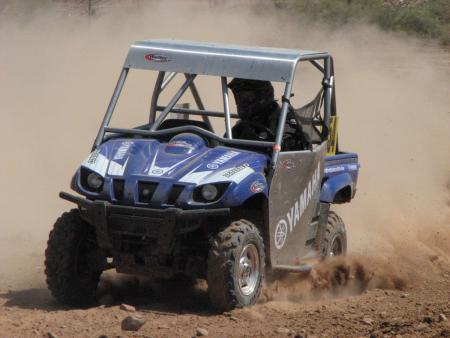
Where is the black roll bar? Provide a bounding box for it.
[104,126,275,149]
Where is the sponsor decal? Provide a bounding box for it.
[113,141,133,161]
[83,149,109,177]
[144,53,171,62]
[223,163,249,178]
[206,163,219,170]
[324,165,345,174]
[250,181,265,193]
[274,162,321,250]
[206,151,239,170]
[324,164,358,174]
[348,164,358,171]
[179,162,254,185]
[279,159,295,170]
[87,149,100,164]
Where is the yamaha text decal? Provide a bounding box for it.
[274,162,321,250]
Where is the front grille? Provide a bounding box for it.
[113,179,125,200]
[138,182,158,203]
[167,185,184,205]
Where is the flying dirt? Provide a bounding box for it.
[0,1,449,337]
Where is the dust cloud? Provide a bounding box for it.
[262,256,407,303]
[0,0,448,294]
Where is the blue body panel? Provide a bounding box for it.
[75,133,358,208]
[320,153,359,203]
[76,133,269,209]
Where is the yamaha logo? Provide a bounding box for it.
[274,220,288,249]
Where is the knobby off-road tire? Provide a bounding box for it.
[321,211,347,259]
[45,209,102,306]
[207,219,265,312]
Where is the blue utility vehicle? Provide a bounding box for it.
[45,40,359,311]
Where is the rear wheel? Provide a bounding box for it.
[207,219,265,311]
[321,211,347,259]
[45,209,104,306]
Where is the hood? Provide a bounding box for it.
[80,133,268,186]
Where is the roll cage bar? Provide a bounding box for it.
[93,40,336,170]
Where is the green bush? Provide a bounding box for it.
[275,0,449,45]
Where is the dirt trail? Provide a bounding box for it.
[0,1,449,337]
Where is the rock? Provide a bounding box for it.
[423,316,433,324]
[379,311,388,319]
[275,327,291,335]
[362,317,375,325]
[98,335,108,338]
[119,304,136,312]
[229,316,238,322]
[121,316,146,331]
[158,324,170,329]
[99,294,114,306]
[47,332,58,338]
[196,327,209,336]
[439,314,448,322]
[400,293,409,298]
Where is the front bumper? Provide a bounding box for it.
[60,191,230,252]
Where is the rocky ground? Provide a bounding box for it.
[0,249,449,338]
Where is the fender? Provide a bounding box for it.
[222,172,269,207]
[320,172,353,203]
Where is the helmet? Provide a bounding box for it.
[228,78,275,120]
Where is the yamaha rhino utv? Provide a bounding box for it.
[45,40,359,311]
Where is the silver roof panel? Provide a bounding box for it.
[124,39,327,82]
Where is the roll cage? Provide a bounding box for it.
[93,39,336,170]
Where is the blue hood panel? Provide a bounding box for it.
[78,133,269,208]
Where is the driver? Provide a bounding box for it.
[228,78,306,150]
[228,78,279,141]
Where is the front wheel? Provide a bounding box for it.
[207,219,265,312]
[45,209,104,306]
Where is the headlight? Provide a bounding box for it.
[193,183,229,203]
[79,167,104,193]
[201,184,218,201]
[87,172,103,190]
